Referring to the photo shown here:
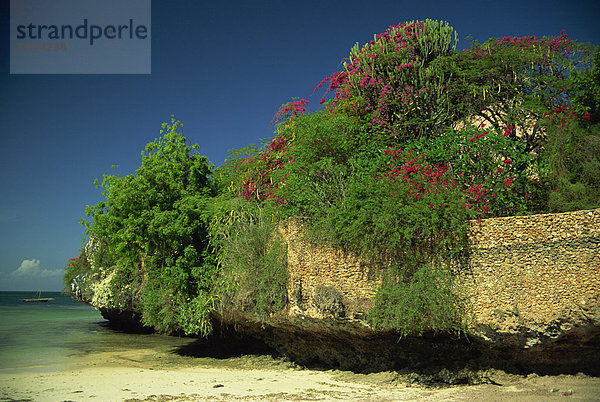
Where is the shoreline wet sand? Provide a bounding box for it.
[1,292,599,401]
[2,339,600,401]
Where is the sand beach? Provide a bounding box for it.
[2,343,600,401]
[1,293,599,401]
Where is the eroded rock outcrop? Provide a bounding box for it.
[71,208,600,378]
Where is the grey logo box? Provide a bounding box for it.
[10,0,151,74]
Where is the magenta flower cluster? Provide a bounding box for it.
[239,135,289,202]
[313,20,450,134]
[271,99,309,125]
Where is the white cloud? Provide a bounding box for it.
[12,259,63,278]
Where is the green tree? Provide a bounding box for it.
[570,45,600,125]
[446,32,583,152]
[541,105,600,212]
[83,117,218,335]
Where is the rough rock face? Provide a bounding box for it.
[70,273,150,333]
[208,309,600,379]
[258,209,600,375]
[73,208,600,378]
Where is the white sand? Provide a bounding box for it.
[1,347,599,401]
[1,365,427,401]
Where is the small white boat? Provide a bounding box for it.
[23,290,54,302]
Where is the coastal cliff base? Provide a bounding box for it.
[195,310,600,382]
[81,208,600,383]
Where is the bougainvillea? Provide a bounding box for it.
[236,135,289,202]
[447,30,583,152]
[381,149,452,198]
[380,148,495,220]
[271,98,309,125]
[229,98,313,203]
[314,19,459,143]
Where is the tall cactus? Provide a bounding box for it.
[317,20,459,144]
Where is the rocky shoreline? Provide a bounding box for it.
[70,209,600,384]
[92,301,599,384]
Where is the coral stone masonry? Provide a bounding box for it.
[280,209,600,349]
[461,209,600,340]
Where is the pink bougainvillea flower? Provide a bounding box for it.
[504,178,513,187]
[584,112,591,120]
[503,158,512,164]
[469,132,487,143]
[271,99,309,124]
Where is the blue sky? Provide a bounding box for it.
[1,0,599,291]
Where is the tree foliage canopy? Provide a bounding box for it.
[83,118,218,334]
[69,21,600,338]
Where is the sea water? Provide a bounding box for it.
[0,291,102,372]
[0,292,191,373]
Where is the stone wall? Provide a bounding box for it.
[279,219,379,321]
[279,209,600,344]
[460,208,600,342]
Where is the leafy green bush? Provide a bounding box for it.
[541,105,600,212]
[311,154,470,262]
[570,46,600,125]
[82,117,218,335]
[369,263,468,337]
[209,198,288,322]
[272,111,363,218]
